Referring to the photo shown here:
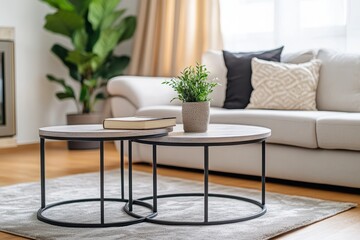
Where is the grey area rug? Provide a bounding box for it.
[0,170,356,240]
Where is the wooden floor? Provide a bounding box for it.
[0,142,359,240]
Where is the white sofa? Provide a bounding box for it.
[107,49,360,188]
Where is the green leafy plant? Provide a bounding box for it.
[41,0,136,113]
[163,63,219,102]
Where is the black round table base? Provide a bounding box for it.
[37,198,157,228]
[123,193,266,226]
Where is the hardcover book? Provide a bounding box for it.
[103,116,176,130]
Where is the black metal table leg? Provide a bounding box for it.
[128,140,133,212]
[124,139,267,226]
[100,141,104,224]
[37,133,168,228]
[153,145,158,213]
[123,143,158,220]
[40,138,45,209]
[204,146,209,223]
[37,138,154,228]
[120,140,124,200]
[262,141,266,205]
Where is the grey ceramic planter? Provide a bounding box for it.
[182,101,210,132]
[66,113,103,150]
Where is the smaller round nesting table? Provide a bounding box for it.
[124,124,271,225]
[37,124,170,228]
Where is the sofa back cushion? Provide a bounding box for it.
[317,49,360,112]
[282,49,316,64]
[202,49,317,108]
[201,50,228,107]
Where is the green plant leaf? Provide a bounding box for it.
[41,0,136,114]
[44,10,84,38]
[47,74,66,86]
[48,75,76,100]
[64,85,76,97]
[116,16,136,43]
[72,28,88,51]
[41,0,75,11]
[103,0,122,15]
[51,44,80,81]
[101,9,126,29]
[92,28,120,67]
[66,50,96,74]
[162,63,218,102]
[88,0,103,30]
[88,0,121,30]
[84,19,100,52]
[97,55,129,79]
[79,85,90,102]
[88,0,120,30]
[106,55,129,77]
[69,0,92,15]
[95,92,106,100]
[84,79,98,88]
[79,85,92,113]
[56,92,75,100]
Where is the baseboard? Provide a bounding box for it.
[0,136,17,148]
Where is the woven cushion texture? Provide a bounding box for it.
[247,58,322,110]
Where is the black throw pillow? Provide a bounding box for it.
[223,46,284,109]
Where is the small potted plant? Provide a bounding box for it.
[163,63,219,132]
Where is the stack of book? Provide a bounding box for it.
[103,116,176,130]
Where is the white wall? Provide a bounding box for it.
[0,0,139,144]
[347,0,360,53]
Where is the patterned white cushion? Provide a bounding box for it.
[247,58,322,110]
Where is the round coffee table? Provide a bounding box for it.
[124,124,271,225]
[37,124,170,228]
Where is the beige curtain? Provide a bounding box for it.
[128,0,223,77]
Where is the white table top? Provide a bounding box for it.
[39,124,171,139]
[137,124,271,144]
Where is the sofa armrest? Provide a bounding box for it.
[107,76,177,109]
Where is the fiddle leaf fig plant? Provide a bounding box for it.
[41,0,136,113]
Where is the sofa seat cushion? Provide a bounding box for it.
[136,106,342,148]
[317,114,360,151]
[210,109,341,148]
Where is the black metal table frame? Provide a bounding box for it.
[37,134,166,228]
[124,138,267,226]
